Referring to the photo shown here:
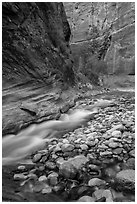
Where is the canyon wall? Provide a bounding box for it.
[2,2,75,135]
[3,2,74,87]
[64,2,135,75]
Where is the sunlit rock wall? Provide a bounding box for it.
[64,2,135,75]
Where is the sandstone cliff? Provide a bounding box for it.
[64,2,135,75]
[2,2,75,135]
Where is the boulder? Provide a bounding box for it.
[115,170,135,192]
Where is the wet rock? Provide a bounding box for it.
[48,144,57,152]
[108,142,119,148]
[102,189,113,202]
[88,164,99,171]
[54,145,62,153]
[126,158,135,170]
[14,173,27,180]
[38,149,49,156]
[100,151,112,156]
[38,175,47,182]
[75,138,82,143]
[129,149,135,157]
[69,185,96,200]
[113,148,123,154]
[56,157,65,168]
[59,161,77,179]
[111,130,122,138]
[86,141,96,147]
[104,167,117,178]
[92,189,104,200]
[96,197,106,202]
[51,153,58,160]
[33,181,46,193]
[62,138,69,144]
[107,124,124,133]
[17,165,26,170]
[38,166,45,171]
[61,144,74,152]
[80,144,88,151]
[87,153,95,160]
[27,173,37,180]
[115,170,135,191]
[78,195,95,202]
[32,153,42,163]
[88,178,106,187]
[67,155,88,170]
[98,144,108,149]
[52,182,65,193]
[93,189,113,202]
[41,155,48,163]
[41,185,52,194]
[48,172,58,186]
[45,161,56,170]
[87,132,97,140]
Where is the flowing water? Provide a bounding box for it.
[2,89,135,202]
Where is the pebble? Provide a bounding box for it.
[56,157,65,168]
[38,166,45,171]
[47,172,58,186]
[100,151,112,156]
[41,186,52,194]
[93,189,113,202]
[17,165,26,170]
[87,153,95,160]
[61,144,74,152]
[33,181,45,193]
[87,132,97,140]
[129,149,135,157]
[62,139,69,143]
[41,155,48,163]
[54,145,62,152]
[88,178,106,187]
[38,175,47,182]
[67,155,88,170]
[98,144,108,149]
[126,158,135,170]
[75,138,82,143]
[78,195,95,202]
[108,142,119,148]
[88,164,99,171]
[104,167,117,178]
[113,148,123,154]
[14,173,27,180]
[27,173,37,180]
[80,144,88,151]
[45,161,56,170]
[111,130,122,138]
[32,153,42,163]
[102,189,113,202]
[86,141,96,147]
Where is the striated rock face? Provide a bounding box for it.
[3,2,74,85]
[2,2,75,135]
[64,2,135,75]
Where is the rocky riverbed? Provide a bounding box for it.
[2,89,135,202]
